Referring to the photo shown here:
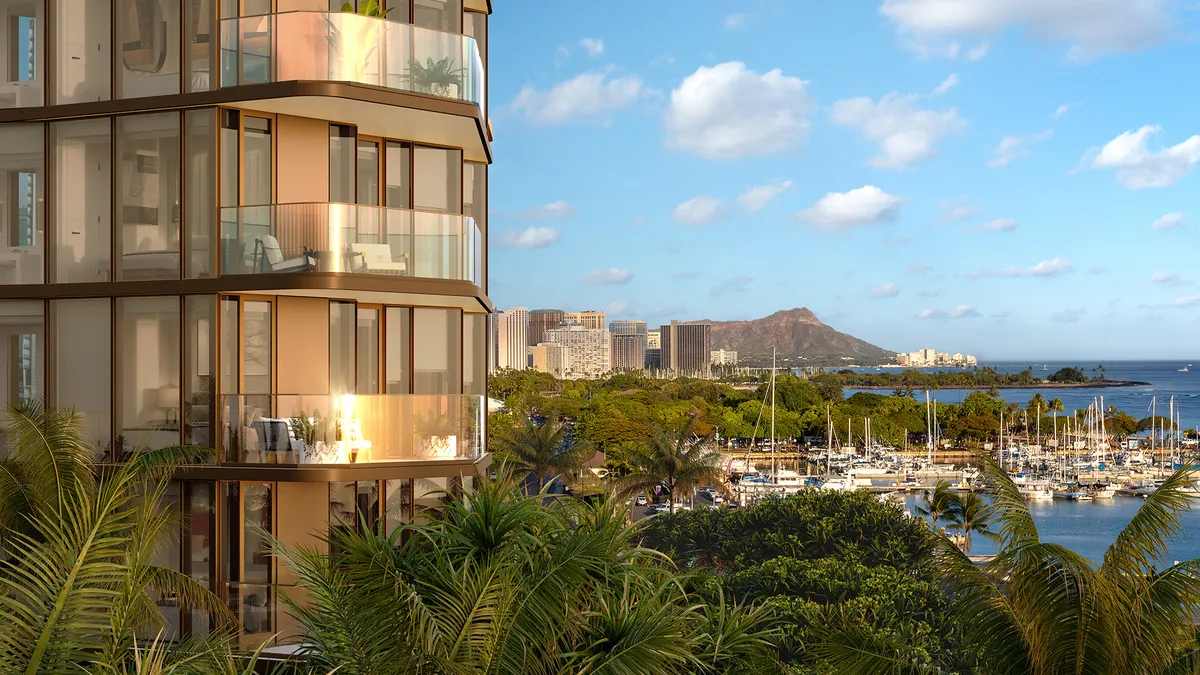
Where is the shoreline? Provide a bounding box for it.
[847,380,1150,390]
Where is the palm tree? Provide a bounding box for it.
[614,417,724,514]
[915,480,959,527]
[944,491,996,552]
[818,452,1200,674]
[491,416,588,493]
[0,400,236,674]
[276,473,780,674]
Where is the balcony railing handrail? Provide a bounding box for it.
[221,9,478,41]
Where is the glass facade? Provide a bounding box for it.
[0,300,43,420]
[0,0,44,108]
[0,124,43,285]
[185,109,216,278]
[184,296,216,448]
[463,312,484,396]
[117,296,181,451]
[385,306,411,394]
[116,0,182,98]
[413,307,461,394]
[116,113,182,281]
[53,298,111,456]
[55,0,111,104]
[52,119,111,283]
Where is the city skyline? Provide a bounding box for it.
[489,1,1200,361]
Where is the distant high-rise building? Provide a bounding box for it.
[646,329,661,349]
[527,309,565,346]
[711,349,738,366]
[565,310,606,330]
[646,328,662,370]
[608,319,647,370]
[496,307,529,370]
[545,324,611,379]
[660,321,712,379]
[531,342,569,378]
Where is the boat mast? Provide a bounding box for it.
[925,390,932,464]
[770,348,776,484]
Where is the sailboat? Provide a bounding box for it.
[1180,365,1190,372]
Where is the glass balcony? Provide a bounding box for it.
[219,203,481,284]
[219,12,485,109]
[220,394,484,465]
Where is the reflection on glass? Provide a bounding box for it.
[0,301,44,456]
[187,482,215,636]
[242,301,271,397]
[358,308,380,394]
[463,313,484,396]
[413,146,462,214]
[150,482,183,638]
[116,113,182,280]
[53,119,111,283]
[219,297,238,397]
[55,0,109,104]
[413,476,447,522]
[243,117,271,206]
[384,141,410,209]
[0,0,44,108]
[413,308,461,394]
[54,299,111,456]
[413,0,461,32]
[241,482,272,635]
[185,296,215,448]
[219,109,238,207]
[330,301,355,396]
[357,140,379,206]
[329,481,355,530]
[0,124,43,285]
[117,296,181,451]
[385,307,410,394]
[329,124,354,204]
[185,109,216,278]
[385,478,411,536]
[116,0,181,98]
[185,0,215,92]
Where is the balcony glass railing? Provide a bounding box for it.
[219,11,485,109]
[219,203,481,284]
[220,394,485,465]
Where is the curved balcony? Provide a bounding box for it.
[219,203,481,285]
[221,394,485,465]
[219,12,485,109]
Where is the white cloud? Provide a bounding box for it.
[1053,103,1078,119]
[737,180,794,212]
[498,226,560,248]
[664,62,813,159]
[1086,126,1200,189]
[831,93,965,170]
[973,217,1020,232]
[916,308,945,320]
[579,38,604,56]
[604,299,632,315]
[988,130,1052,167]
[932,73,959,95]
[907,263,933,275]
[796,186,905,232]
[512,72,648,124]
[880,0,1175,58]
[671,196,726,225]
[917,288,941,297]
[724,13,746,29]
[937,198,979,222]
[949,305,982,318]
[581,268,634,285]
[1151,212,1186,231]
[1051,308,1085,323]
[869,282,901,298]
[969,257,1072,278]
[1152,271,1190,286]
[513,201,575,220]
[1171,295,1200,307]
[967,42,990,60]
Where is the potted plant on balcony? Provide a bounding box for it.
[326,1,389,82]
[403,56,466,98]
[414,409,459,458]
[339,0,390,16]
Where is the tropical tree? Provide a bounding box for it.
[491,416,588,493]
[614,417,724,513]
[944,491,996,552]
[276,473,780,674]
[0,400,238,674]
[916,480,959,527]
[817,452,1200,675]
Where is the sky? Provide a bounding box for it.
[486,0,1200,361]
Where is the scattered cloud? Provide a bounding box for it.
[712,276,754,298]
[581,268,634,285]
[604,299,632,315]
[880,0,1176,58]
[724,13,746,29]
[579,38,604,56]
[796,186,905,232]
[645,305,688,320]
[1171,295,1200,307]
[512,201,575,220]
[972,217,1020,232]
[832,92,965,170]
[949,305,982,318]
[1083,126,1200,189]
[988,130,1052,167]
[916,308,945,320]
[967,42,990,60]
[664,62,813,159]
[512,72,649,124]
[869,282,901,298]
[969,257,1072,278]
[932,73,959,95]
[1151,271,1190,286]
[1051,308,1085,323]
[907,263,932,275]
[937,197,979,223]
[671,196,726,225]
[497,226,560,248]
[737,180,794,212]
[917,288,941,297]
[1151,212,1186,231]
[1053,103,1079,119]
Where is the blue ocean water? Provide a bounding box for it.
[845,361,1200,430]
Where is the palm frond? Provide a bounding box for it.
[1103,454,1198,575]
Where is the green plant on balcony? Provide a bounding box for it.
[415,409,459,457]
[325,3,386,82]
[403,56,466,98]
[340,0,391,17]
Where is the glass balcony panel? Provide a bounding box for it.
[220,394,484,465]
[218,12,484,109]
[219,203,479,283]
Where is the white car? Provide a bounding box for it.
[635,495,648,506]
[712,494,725,505]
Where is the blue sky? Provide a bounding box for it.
[487,0,1200,361]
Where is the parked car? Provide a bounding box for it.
[635,494,648,506]
[712,494,725,504]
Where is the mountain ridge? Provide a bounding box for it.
[699,308,893,366]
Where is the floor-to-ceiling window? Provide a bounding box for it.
[116,112,182,280]
[413,307,461,394]
[185,0,215,92]
[329,301,355,396]
[185,481,216,636]
[116,0,181,98]
[463,313,484,396]
[185,109,216,278]
[53,298,111,456]
[329,124,354,204]
[357,307,380,394]
[224,481,274,641]
[0,0,44,108]
[52,119,111,283]
[0,123,42,285]
[385,306,410,394]
[55,0,111,104]
[184,296,216,448]
[0,301,43,443]
[117,296,181,451]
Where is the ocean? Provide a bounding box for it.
[845,361,1200,430]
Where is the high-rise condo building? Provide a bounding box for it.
[564,310,605,330]
[646,328,662,370]
[608,319,647,370]
[0,0,491,645]
[531,341,569,378]
[660,321,712,379]
[544,324,611,379]
[496,307,528,370]
[527,308,565,346]
[711,349,738,366]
